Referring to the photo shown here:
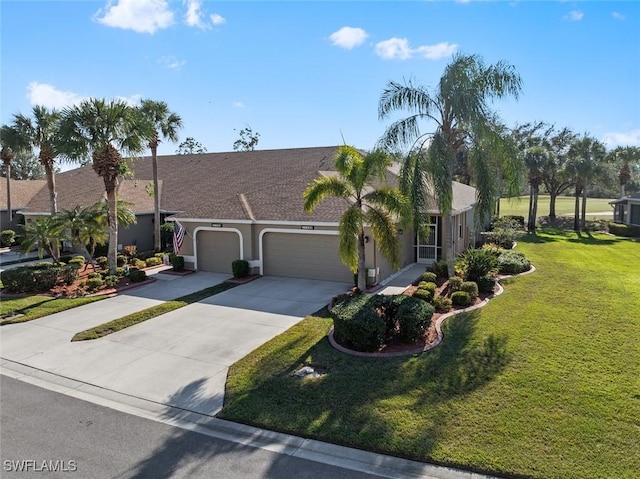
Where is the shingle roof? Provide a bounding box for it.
[20,146,477,222]
[0,179,47,211]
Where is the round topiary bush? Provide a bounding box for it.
[461,281,479,299]
[497,250,531,275]
[145,257,162,267]
[85,277,103,292]
[451,291,472,307]
[421,271,437,284]
[412,288,433,303]
[433,295,452,313]
[128,268,147,283]
[332,295,386,352]
[477,276,496,294]
[448,276,463,292]
[397,297,434,344]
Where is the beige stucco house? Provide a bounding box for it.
[16,146,478,284]
[610,194,640,226]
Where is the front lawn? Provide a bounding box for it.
[220,230,640,479]
[500,194,614,220]
[1,295,107,325]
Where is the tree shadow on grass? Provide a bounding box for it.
[219,309,511,467]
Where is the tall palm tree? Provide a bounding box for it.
[303,146,407,291]
[12,106,63,214]
[1,125,19,224]
[523,146,549,232]
[608,146,640,197]
[139,99,183,251]
[378,53,523,274]
[61,98,150,274]
[567,136,606,231]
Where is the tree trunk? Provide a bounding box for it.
[357,232,366,292]
[443,212,455,277]
[5,162,12,224]
[527,184,534,232]
[43,161,57,214]
[549,191,558,221]
[573,186,581,232]
[581,185,588,230]
[531,184,539,232]
[152,143,161,252]
[105,179,119,275]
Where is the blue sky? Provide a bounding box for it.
[1,0,639,160]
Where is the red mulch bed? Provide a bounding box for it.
[49,264,153,298]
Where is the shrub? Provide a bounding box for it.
[412,288,433,303]
[484,216,522,249]
[59,255,74,264]
[123,245,137,257]
[417,281,437,293]
[171,255,185,271]
[480,243,503,258]
[1,229,16,247]
[59,265,79,285]
[497,250,531,275]
[429,260,449,279]
[116,267,125,277]
[128,268,147,283]
[448,276,463,292]
[145,257,162,267]
[456,248,498,282]
[85,277,103,292]
[96,256,108,270]
[116,254,128,267]
[397,297,434,344]
[104,275,119,288]
[232,259,250,278]
[608,222,640,237]
[154,252,166,259]
[135,250,155,261]
[421,271,437,284]
[332,295,386,352]
[88,272,102,280]
[503,215,525,228]
[433,296,452,313]
[68,257,85,269]
[477,276,496,294]
[461,281,479,299]
[451,291,472,307]
[131,258,147,269]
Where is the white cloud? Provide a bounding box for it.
[210,13,226,25]
[612,12,625,20]
[233,101,245,109]
[375,37,457,60]
[565,10,584,21]
[115,94,143,106]
[27,82,85,109]
[184,0,208,29]
[158,56,186,69]
[603,130,640,147]
[414,42,459,60]
[94,0,174,34]
[329,26,368,50]
[375,37,413,60]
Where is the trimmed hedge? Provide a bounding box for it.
[171,255,185,271]
[451,291,472,307]
[128,268,147,283]
[461,281,479,299]
[145,257,162,267]
[497,250,531,275]
[232,259,250,278]
[477,276,496,294]
[448,276,463,292]
[421,271,438,284]
[397,297,434,344]
[608,222,640,237]
[412,288,433,303]
[0,264,79,293]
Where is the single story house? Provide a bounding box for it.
[18,146,478,284]
[0,179,47,231]
[610,194,640,226]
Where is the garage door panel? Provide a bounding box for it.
[263,233,353,283]
[197,231,240,273]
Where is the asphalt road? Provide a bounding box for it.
[0,376,380,479]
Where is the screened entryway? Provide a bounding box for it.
[416,216,442,263]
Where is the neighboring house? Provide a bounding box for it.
[18,146,479,284]
[0,179,47,231]
[610,194,640,226]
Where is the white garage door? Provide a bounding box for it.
[263,232,353,283]
[197,230,241,273]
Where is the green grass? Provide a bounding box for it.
[500,195,614,220]
[71,282,237,341]
[0,295,107,325]
[220,230,640,479]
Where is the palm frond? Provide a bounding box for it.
[338,206,362,273]
[364,207,401,268]
[302,176,352,213]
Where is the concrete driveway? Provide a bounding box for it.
[1,273,350,417]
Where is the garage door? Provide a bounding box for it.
[197,231,241,273]
[263,232,353,282]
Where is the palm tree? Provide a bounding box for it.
[11,106,63,214]
[61,98,150,274]
[523,146,549,232]
[608,146,640,197]
[567,136,606,231]
[378,53,523,274]
[1,125,19,224]
[303,146,407,291]
[139,99,183,251]
[21,216,62,263]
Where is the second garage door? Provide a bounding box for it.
[197,230,241,273]
[262,232,353,283]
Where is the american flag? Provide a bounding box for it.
[173,222,186,254]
